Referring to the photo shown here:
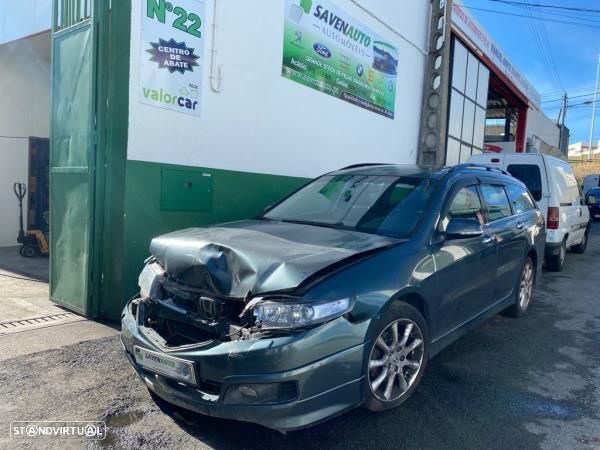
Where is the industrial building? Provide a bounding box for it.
[0,0,51,247]
[0,1,565,319]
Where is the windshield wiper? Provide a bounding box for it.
[277,219,351,231]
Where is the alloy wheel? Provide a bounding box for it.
[368,319,424,402]
[519,260,534,309]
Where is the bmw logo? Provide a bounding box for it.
[356,64,364,77]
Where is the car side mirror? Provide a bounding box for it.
[445,218,484,239]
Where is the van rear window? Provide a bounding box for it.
[507,165,542,201]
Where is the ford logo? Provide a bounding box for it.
[313,43,332,59]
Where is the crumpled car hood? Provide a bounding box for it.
[149,220,401,298]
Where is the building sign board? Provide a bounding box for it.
[282,0,399,119]
[452,3,541,108]
[140,0,205,116]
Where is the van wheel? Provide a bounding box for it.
[503,257,534,317]
[546,239,566,272]
[572,228,589,254]
[363,302,428,412]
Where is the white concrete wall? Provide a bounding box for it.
[0,0,52,45]
[0,32,51,247]
[128,0,431,178]
[526,107,561,153]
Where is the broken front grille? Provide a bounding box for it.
[141,279,246,347]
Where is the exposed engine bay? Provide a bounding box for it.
[133,221,401,349]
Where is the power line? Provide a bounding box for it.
[541,86,599,97]
[543,99,600,110]
[488,0,600,14]
[526,0,565,92]
[542,92,599,104]
[461,6,600,29]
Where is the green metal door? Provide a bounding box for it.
[50,5,95,315]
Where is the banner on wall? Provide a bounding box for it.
[282,0,398,119]
[140,0,206,116]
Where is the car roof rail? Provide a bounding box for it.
[441,163,512,177]
[338,163,391,170]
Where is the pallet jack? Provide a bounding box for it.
[13,182,49,258]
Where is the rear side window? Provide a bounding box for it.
[481,185,512,221]
[507,164,542,201]
[448,186,485,224]
[505,183,536,214]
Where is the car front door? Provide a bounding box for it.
[480,183,524,303]
[428,183,497,332]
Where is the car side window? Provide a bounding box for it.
[481,185,512,221]
[447,186,485,225]
[505,183,536,214]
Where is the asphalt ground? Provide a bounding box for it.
[0,222,599,449]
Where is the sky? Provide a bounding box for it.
[460,0,600,145]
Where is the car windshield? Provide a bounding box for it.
[263,174,438,238]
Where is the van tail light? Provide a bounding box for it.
[547,207,559,229]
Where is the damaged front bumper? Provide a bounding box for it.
[120,298,369,431]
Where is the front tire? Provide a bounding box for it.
[546,239,566,271]
[503,256,534,317]
[20,245,36,258]
[363,302,428,412]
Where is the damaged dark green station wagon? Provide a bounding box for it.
[121,164,545,431]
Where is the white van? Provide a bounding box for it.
[582,174,600,195]
[468,153,590,271]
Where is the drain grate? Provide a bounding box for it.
[0,312,81,334]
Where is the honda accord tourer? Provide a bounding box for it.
[121,163,545,431]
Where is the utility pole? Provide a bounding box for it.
[558,93,568,156]
[588,53,600,161]
[560,93,568,127]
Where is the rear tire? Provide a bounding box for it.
[363,302,429,412]
[572,228,589,254]
[503,257,534,317]
[546,239,566,272]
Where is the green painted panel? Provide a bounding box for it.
[96,0,131,319]
[100,160,307,320]
[160,167,213,211]
[50,22,94,315]
[49,171,90,313]
[51,23,93,169]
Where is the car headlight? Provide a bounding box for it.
[138,262,165,299]
[252,297,354,329]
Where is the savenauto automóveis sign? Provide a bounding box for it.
[282,0,399,119]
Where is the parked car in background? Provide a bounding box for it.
[582,174,600,195]
[586,187,600,220]
[121,163,545,431]
[468,153,590,271]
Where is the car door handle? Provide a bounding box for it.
[482,235,495,244]
[516,222,525,230]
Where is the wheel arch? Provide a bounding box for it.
[389,290,430,329]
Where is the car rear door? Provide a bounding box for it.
[479,182,523,303]
[504,157,548,222]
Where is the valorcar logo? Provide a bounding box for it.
[313,42,332,58]
[147,38,200,74]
